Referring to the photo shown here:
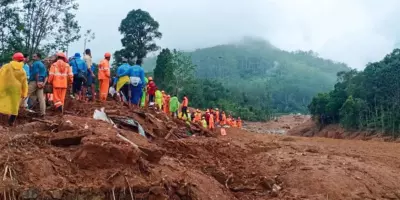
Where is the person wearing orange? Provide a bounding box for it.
[208,112,215,131]
[48,52,73,112]
[221,111,227,126]
[193,109,201,123]
[227,115,233,126]
[237,117,242,128]
[232,119,238,127]
[215,108,220,124]
[98,52,111,101]
[181,94,189,119]
[163,94,170,114]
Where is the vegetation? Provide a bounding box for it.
[114,9,162,66]
[0,0,81,63]
[146,37,349,120]
[308,49,400,137]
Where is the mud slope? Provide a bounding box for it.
[0,103,399,200]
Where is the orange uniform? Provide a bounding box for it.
[48,60,73,109]
[232,120,237,127]
[238,118,242,128]
[98,58,111,101]
[209,114,215,130]
[221,113,227,125]
[215,110,220,123]
[163,95,170,114]
[193,111,201,123]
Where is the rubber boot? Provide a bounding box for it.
[8,115,17,127]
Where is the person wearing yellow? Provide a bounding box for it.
[201,117,207,128]
[155,88,163,110]
[98,53,111,102]
[0,53,28,126]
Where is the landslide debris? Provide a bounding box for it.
[0,101,281,200]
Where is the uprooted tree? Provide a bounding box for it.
[114,9,162,66]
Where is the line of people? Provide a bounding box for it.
[0,50,243,129]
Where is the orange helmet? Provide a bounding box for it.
[148,77,153,81]
[12,52,24,62]
[104,52,111,58]
[56,52,66,58]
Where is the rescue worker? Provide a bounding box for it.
[98,52,111,102]
[181,95,189,119]
[209,112,215,131]
[238,117,242,128]
[84,49,96,101]
[70,53,87,100]
[22,54,30,109]
[0,53,28,126]
[48,52,73,112]
[215,108,220,124]
[127,59,145,106]
[193,109,201,123]
[140,77,148,107]
[205,109,210,125]
[232,119,238,127]
[201,117,207,128]
[155,88,163,110]
[147,77,156,107]
[115,57,131,103]
[163,94,170,114]
[221,111,227,126]
[227,115,233,126]
[169,95,179,118]
[28,53,47,117]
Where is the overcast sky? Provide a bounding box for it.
[69,0,400,69]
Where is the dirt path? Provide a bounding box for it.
[221,128,400,199]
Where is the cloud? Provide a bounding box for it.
[70,0,400,69]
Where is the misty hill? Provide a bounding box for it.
[144,38,350,113]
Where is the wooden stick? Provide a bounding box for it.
[3,165,8,181]
[116,133,147,156]
[124,176,134,200]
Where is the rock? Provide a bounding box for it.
[272,184,282,192]
[300,166,313,171]
[21,188,39,199]
[49,189,63,199]
[260,177,275,190]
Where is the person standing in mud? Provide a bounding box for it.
[0,53,28,126]
[181,95,189,119]
[48,52,73,113]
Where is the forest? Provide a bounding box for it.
[146,37,350,120]
[308,49,400,137]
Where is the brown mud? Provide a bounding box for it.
[0,103,399,200]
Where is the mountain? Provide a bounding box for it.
[144,38,350,113]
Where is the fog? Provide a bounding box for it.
[70,0,400,69]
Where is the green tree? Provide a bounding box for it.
[54,12,81,56]
[0,0,23,64]
[153,48,173,90]
[170,50,196,96]
[83,29,95,52]
[116,9,162,61]
[21,0,79,55]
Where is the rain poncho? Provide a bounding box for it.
[116,76,130,92]
[169,96,179,112]
[201,119,207,128]
[140,77,148,107]
[0,61,28,115]
[155,90,163,109]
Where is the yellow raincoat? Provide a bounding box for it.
[0,61,28,115]
[155,90,163,109]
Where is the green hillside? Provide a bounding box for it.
[144,38,350,113]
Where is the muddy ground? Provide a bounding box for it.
[0,102,399,200]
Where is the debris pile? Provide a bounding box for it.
[0,101,282,199]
